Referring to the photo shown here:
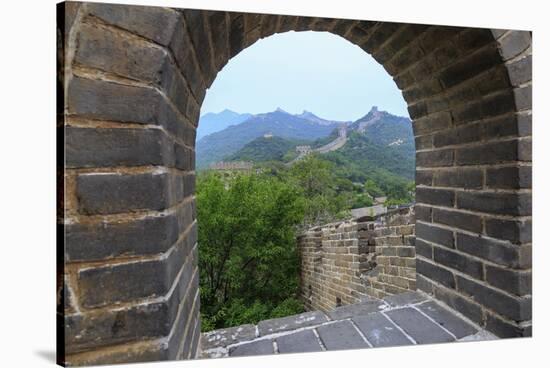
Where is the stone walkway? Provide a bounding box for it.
[200,291,496,358]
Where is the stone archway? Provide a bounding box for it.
[58,2,531,365]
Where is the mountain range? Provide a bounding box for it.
[196,107,414,179]
[197,109,252,140]
[196,108,346,168]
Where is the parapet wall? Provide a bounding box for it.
[299,207,415,312]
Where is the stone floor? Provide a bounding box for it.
[200,291,497,358]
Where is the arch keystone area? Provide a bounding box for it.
[58,1,532,365]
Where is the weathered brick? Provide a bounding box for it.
[228,14,244,58]
[485,266,531,296]
[455,139,518,165]
[497,31,531,60]
[439,44,502,89]
[68,77,159,124]
[75,22,166,84]
[433,285,483,325]
[416,187,455,207]
[514,85,532,111]
[456,275,531,321]
[485,312,531,338]
[433,246,483,279]
[66,278,178,352]
[76,172,184,215]
[65,214,183,261]
[182,10,215,85]
[484,114,524,139]
[507,55,532,86]
[414,205,432,222]
[432,208,482,233]
[416,258,456,289]
[486,166,531,189]
[485,218,531,244]
[66,127,174,168]
[456,233,530,268]
[86,3,179,46]
[78,234,195,308]
[206,11,229,70]
[415,170,433,186]
[433,168,483,189]
[413,112,452,135]
[519,138,532,161]
[169,20,206,102]
[416,222,454,248]
[433,123,483,148]
[456,191,531,216]
[416,149,454,167]
[415,239,433,259]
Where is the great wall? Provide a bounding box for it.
[58,2,532,365]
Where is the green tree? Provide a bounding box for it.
[197,172,306,331]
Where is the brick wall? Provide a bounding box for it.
[59,1,531,365]
[299,207,416,312]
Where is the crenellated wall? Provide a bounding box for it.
[299,207,416,312]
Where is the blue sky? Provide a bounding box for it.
[200,31,409,122]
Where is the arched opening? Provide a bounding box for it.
[195,30,415,333]
[60,2,531,365]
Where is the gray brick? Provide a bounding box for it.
[65,214,181,261]
[87,3,180,46]
[276,330,323,353]
[433,169,483,189]
[432,208,482,233]
[229,340,274,357]
[78,234,195,308]
[76,172,183,215]
[316,321,369,350]
[456,191,531,216]
[66,127,174,168]
[74,22,166,84]
[485,312,531,338]
[455,140,518,165]
[385,308,454,344]
[416,149,454,168]
[433,285,483,325]
[416,187,455,207]
[485,266,531,296]
[486,166,531,189]
[433,246,483,279]
[417,301,477,338]
[384,291,428,307]
[68,77,159,124]
[328,299,385,320]
[456,275,531,321]
[485,218,531,244]
[258,311,328,336]
[507,55,532,86]
[353,313,413,347]
[201,324,256,350]
[456,232,529,268]
[498,31,531,60]
[416,222,454,248]
[416,258,456,289]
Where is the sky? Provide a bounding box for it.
[200,31,409,122]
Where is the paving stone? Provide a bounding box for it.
[276,330,323,353]
[328,299,386,320]
[316,321,369,351]
[201,324,257,350]
[257,311,328,336]
[417,301,478,338]
[229,339,274,357]
[384,291,428,307]
[385,307,455,344]
[352,312,414,347]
